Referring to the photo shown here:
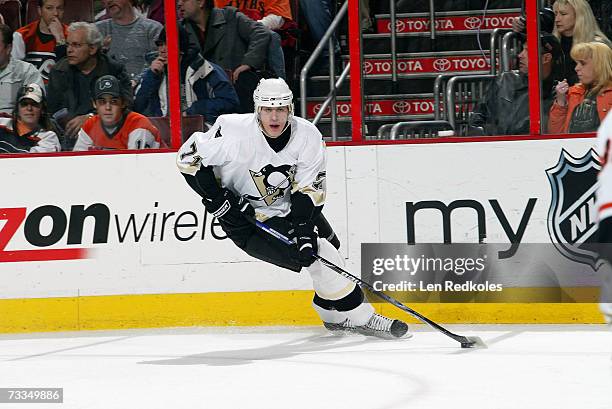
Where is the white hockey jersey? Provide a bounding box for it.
[177,113,327,220]
[596,112,612,222]
[0,117,60,153]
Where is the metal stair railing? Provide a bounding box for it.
[489,28,511,75]
[501,31,522,72]
[434,71,488,121]
[445,74,496,136]
[428,0,436,41]
[433,73,458,120]
[300,0,348,141]
[312,64,351,125]
[376,120,453,140]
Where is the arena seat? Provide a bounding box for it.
[0,0,22,31]
[148,115,207,147]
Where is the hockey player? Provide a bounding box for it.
[177,78,410,339]
[595,111,612,324]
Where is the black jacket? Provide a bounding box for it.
[469,71,555,135]
[181,7,270,71]
[47,53,133,119]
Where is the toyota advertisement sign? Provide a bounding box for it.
[361,55,490,76]
[307,98,435,118]
[376,12,519,34]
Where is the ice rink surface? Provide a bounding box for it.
[1,324,610,409]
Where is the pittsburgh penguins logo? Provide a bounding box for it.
[249,164,296,205]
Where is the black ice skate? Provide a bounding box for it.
[324,314,411,339]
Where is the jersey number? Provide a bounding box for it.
[180,142,203,167]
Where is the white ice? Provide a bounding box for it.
[1,324,611,409]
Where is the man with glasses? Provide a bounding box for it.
[0,24,44,114]
[73,75,161,151]
[47,22,132,149]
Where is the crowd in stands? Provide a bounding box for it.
[471,0,612,136]
[0,0,611,154]
[0,0,307,153]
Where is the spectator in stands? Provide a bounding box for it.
[214,0,290,30]
[512,5,555,34]
[74,75,161,150]
[469,34,563,136]
[134,26,240,122]
[0,83,60,153]
[138,0,164,25]
[96,0,163,81]
[299,0,340,75]
[548,41,612,134]
[0,24,44,114]
[12,0,67,83]
[178,0,270,113]
[47,22,132,148]
[553,0,611,85]
[214,0,291,79]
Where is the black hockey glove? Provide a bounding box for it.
[203,189,254,227]
[293,221,318,267]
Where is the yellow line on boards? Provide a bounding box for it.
[0,291,606,333]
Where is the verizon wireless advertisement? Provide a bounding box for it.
[0,137,601,299]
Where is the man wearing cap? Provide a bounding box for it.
[47,22,132,147]
[73,75,161,151]
[468,33,564,136]
[0,83,60,153]
[134,27,240,122]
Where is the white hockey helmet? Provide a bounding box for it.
[253,78,294,115]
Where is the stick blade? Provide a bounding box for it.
[460,336,487,349]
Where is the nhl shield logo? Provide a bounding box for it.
[546,149,602,268]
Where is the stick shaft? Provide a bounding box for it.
[253,219,474,346]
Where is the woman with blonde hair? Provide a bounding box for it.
[548,41,612,133]
[553,0,611,84]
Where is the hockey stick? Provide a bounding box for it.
[250,217,487,349]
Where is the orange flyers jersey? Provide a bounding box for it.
[73,111,162,151]
[12,21,69,82]
[214,0,292,21]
